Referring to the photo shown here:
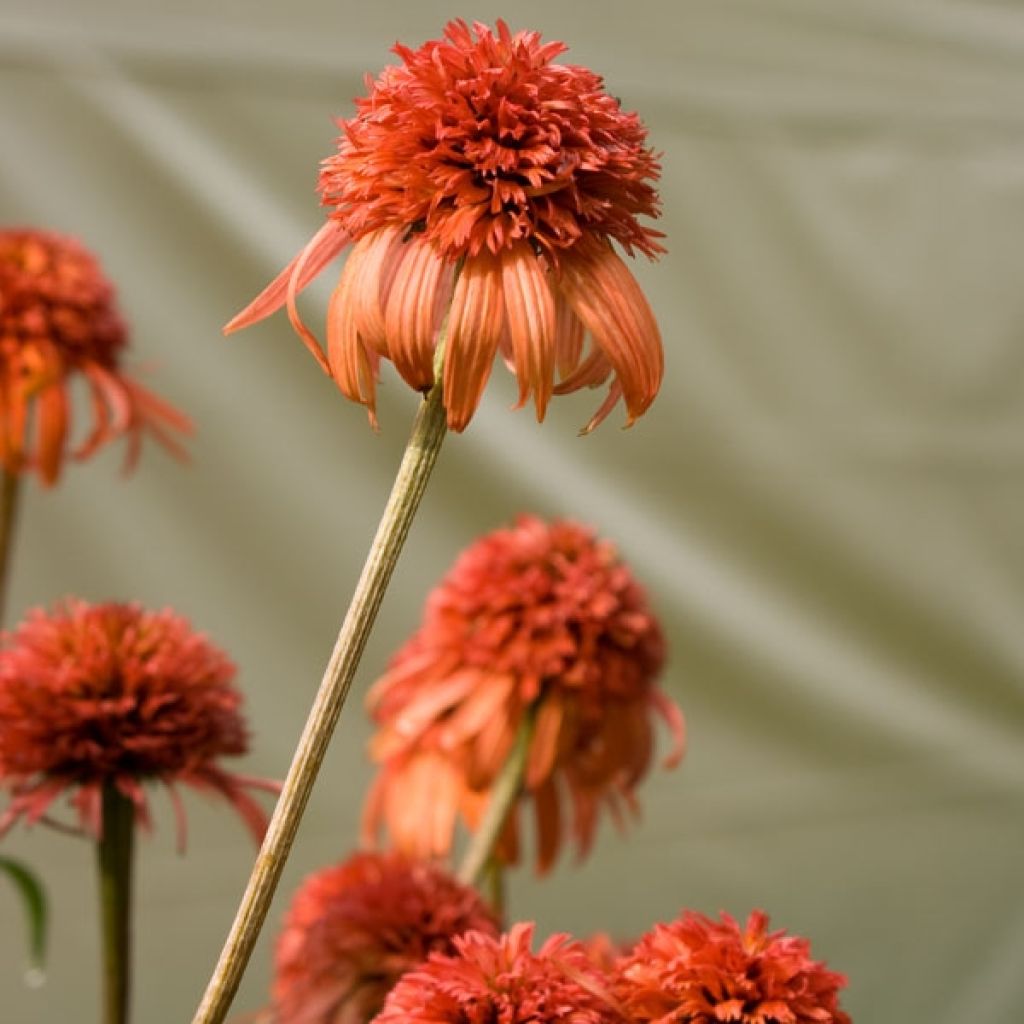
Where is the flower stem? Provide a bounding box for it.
[97,783,135,1024]
[457,708,536,888]
[192,382,448,1024]
[0,467,21,626]
[482,856,506,921]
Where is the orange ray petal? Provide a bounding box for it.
[554,292,585,381]
[500,243,557,419]
[443,252,505,431]
[326,262,379,425]
[557,239,663,428]
[223,220,349,351]
[348,226,403,356]
[34,382,69,485]
[385,237,453,391]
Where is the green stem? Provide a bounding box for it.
[457,708,536,888]
[0,467,21,626]
[482,857,506,922]
[192,382,448,1024]
[97,783,135,1024]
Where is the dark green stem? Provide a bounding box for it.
[97,783,135,1024]
[0,467,21,626]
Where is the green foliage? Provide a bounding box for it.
[0,855,48,969]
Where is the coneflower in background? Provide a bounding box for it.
[272,851,499,1024]
[363,516,684,874]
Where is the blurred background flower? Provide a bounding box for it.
[0,599,276,844]
[362,516,684,872]
[0,228,190,485]
[271,851,499,1024]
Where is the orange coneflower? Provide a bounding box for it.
[226,20,664,433]
[616,910,852,1024]
[0,599,277,845]
[272,851,499,1024]
[0,229,190,484]
[362,516,684,872]
[373,923,623,1024]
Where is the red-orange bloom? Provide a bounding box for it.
[225,20,664,433]
[273,851,500,1024]
[374,923,624,1024]
[362,516,684,872]
[616,910,852,1024]
[0,229,191,484]
[0,600,277,845]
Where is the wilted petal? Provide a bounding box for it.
[558,239,663,427]
[385,236,453,391]
[223,219,349,340]
[444,252,505,431]
[327,259,380,425]
[501,242,557,418]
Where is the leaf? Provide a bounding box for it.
[0,855,48,968]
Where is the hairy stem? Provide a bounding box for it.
[192,383,448,1024]
[97,783,135,1024]
[457,708,536,887]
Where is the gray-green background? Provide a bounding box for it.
[2,1,1023,1020]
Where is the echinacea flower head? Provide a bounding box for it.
[0,600,277,844]
[616,910,852,1024]
[226,20,664,433]
[363,516,684,872]
[0,229,191,484]
[273,851,500,1024]
[374,923,624,1024]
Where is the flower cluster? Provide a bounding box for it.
[363,515,684,872]
[226,20,664,433]
[0,228,190,484]
[0,599,276,844]
[273,851,499,1024]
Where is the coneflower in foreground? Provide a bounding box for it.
[226,19,664,433]
[363,516,684,872]
[273,851,499,1024]
[0,228,190,485]
[616,910,852,1024]
[373,923,623,1024]
[0,599,277,843]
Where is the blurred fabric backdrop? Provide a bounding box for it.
[2,0,1023,1020]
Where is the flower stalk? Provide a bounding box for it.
[192,379,448,1024]
[457,707,536,889]
[97,783,135,1024]
[0,468,20,626]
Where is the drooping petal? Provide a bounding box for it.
[33,382,69,485]
[326,260,380,426]
[500,242,557,418]
[223,219,350,341]
[553,347,613,395]
[348,226,405,356]
[557,239,663,428]
[385,236,453,392]
[443,252,505,431]
[554,292,585,380]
